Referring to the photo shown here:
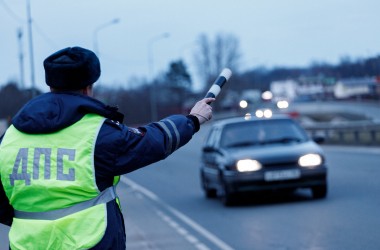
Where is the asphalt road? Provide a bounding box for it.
[1,122,379,249]
[124,125,380,250]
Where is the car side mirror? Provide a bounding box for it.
[203,146,224,155]
[202,146,215,153]
[312,136,325,144]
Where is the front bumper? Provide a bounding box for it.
[222,166,327,193]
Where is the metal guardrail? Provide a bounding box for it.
[289,100,380,145]
[302,121,380,146]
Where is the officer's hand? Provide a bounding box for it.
[190,98,215,125]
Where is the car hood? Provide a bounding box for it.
[225,141,324,164]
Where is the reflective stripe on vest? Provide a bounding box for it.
[14,185,116,220]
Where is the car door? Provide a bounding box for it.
[202,127,223,184]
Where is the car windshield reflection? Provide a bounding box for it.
[220,119,308,148]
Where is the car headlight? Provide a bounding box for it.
[236,159,262,172]
[298,154,322,167]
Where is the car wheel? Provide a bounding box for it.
[205,188,217,198]
[221,182,235,206]
[221,192,235,206]
[311,184,327,199]
[201,172,217,198]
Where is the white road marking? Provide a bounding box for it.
[156,210,205,249]
[122,177,234,250]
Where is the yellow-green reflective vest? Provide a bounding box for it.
[0,113,119,250]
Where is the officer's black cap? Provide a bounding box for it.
[43,46,101,90]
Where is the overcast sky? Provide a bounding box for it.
[1,0,380,92]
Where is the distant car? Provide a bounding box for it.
[200,115,328,206]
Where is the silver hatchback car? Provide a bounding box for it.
[200,115,327,206]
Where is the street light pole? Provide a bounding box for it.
[17,28,25,89]
[148,33,170,121]
[93,18,120,56]
[26,0,35,95]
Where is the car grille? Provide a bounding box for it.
[226,160,298,171]
[262,161,298,169]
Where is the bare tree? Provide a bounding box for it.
[193,32,241,90]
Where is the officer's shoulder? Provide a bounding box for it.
[103,119,145,137]
[104,118,124,130]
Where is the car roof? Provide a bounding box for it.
[211,114,294,128]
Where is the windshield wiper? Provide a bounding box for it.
[263,137,302,144]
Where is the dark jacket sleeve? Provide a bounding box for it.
[0,135,14,226]
[95,114,199,178]
[0,182,13,226]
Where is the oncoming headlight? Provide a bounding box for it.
[298,154,322,167]
[263,109,272,118]
[236,159,262,172]
[255,109,272,118]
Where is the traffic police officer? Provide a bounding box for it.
[0,46,214,249]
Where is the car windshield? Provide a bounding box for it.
[220,119,309,148]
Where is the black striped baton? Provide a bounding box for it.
[204,68,232,101]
